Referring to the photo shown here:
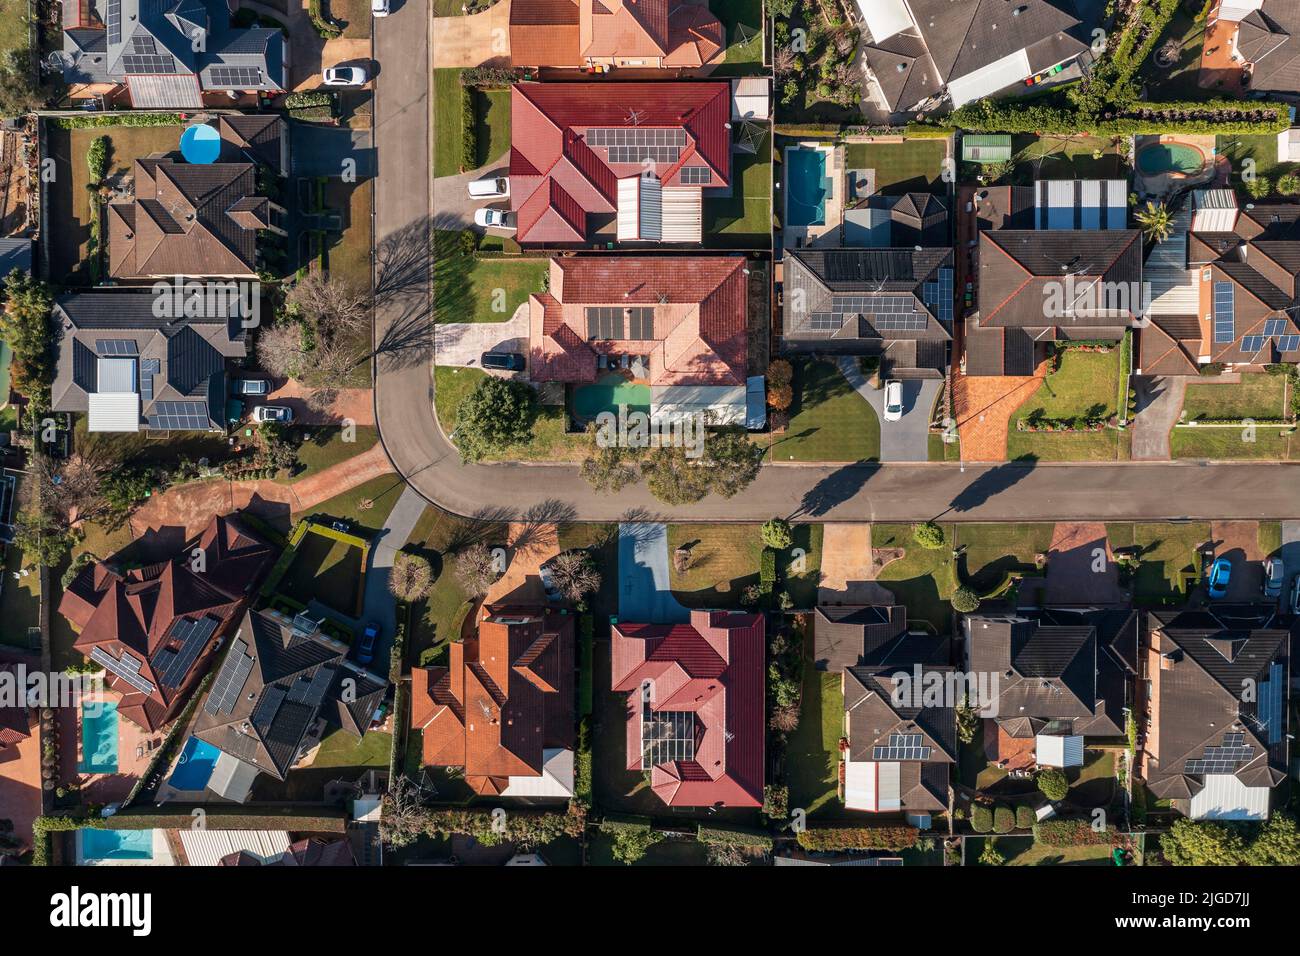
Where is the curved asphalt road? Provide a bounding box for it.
[372,6,1300,523]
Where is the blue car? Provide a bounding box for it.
[356,622,380,666]
[1207,558,1232,600]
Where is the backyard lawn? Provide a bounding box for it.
[279,527,366,617]
[1007,345,1129,461]
[1009,134,1129,181]
[843,139,947,195]
[433,230,549,324]
[1216,135,1299,200]
[703,131,772,248]
[252,728,391,801]
[0,548,38,648]
[434,366,584,462]
[770,359,879,462]
[1180,374,1290,421]
[785,635,843,819]
[711,0,764,76]
[969,836,1118,866]
[1106,522,1210,605]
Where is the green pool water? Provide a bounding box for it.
[572,373,650,419]
[1137,143,1205,175]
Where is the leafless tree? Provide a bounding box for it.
[769,705,800,733]
[389,551,434,603]
[257,321,308,379]
[773,46,795,77]
[455,541,500,597]
[380,775,428,849]
[286,272,371,338]
[548,549,601,604]
[36,438,120,528]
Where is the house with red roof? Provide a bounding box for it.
[410,605,575,798]
[527,255,749,419]
[610,609,764,808]
[509,81,732,246]
[56,514,275,732]
[509,0,724,70]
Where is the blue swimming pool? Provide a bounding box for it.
[169,736,221,791]
[786,148,829,227]
[80,828,154,862]
[78,701,118,775]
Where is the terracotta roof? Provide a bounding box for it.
[1139,319,1200,376]
[411,606,574,794]
[611,609,764,808]
[510,0,582,65]
[509,82,731,245]
[56,515,274,733]
[528,255,747,384]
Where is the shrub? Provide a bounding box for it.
[461,86,477,169]
[767,358,793,387]
[1034,819,1116,847]
[761,517,793,550]
[971,804,993,833]
[796,825,917,852]
[86,135,109,184]
[979,840,1005,866]
[1015,805,1036,830]
[951,586,980,613]
[1037,768,1069,802]
[1279,173,1300,196]
[912,521,946,549]
[1246,176,1273,200]
[767,382,793,411]
[697,824,774,850]
[993,805,1015,833]
[760,547,777,592]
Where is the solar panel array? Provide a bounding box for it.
[921,267,954,325]
[150,401,209,430]
[1184,733,1253,775]
[141,358,159,402]
[679,166,711,185]
[587,127,687,166]
[130,35,158,55]
[1258,662,1283,746]
[871,732,933,761]
[1241,335,1265,354]
[205,638,254,716]
[107,0,122,45]
[1279,334,1300,352]
[253,684,287,730]
[808,312,844,332]
[1213,282,1235,343]
[155,616,218,689]
[641,707,695,769]
[123,54,177,74]
[96,338,138,356]
[287,666,336,708]
[89,646,156,696]
[208,66,263,87]
[1264,318,1290,337]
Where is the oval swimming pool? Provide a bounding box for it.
[1136,142,1206,175]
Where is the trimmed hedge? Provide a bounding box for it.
[49,113,184,129]
[462,86,477,170]
[993,805,1015,833]
[1015,805,1036,830]
[796,825,917,852]
[697,824,774,850]
[1034,819,1117,847]
[948,98,1290,136]
[971,804,993,833]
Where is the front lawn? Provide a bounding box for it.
[771,359,879,462]
[433,69,469,178]
[322,178,373,291]
[703,130,772,248]
[434,366,584,462]
[969,835,1117,866]
[1180,374,1290,421]
[870,523,958,633]
[475,87,511,168]
[1137,6,1207,100]
[667,524,762,607]
[1007,346,1128,462]
[1106,521,1210,605]
[283,425,379,482]
[433,230,548,324]
[300,474,406,531]
[1169,426,1298,460]
[843,139,947,195]
[957,523,1055,594]
[278,526,367,617]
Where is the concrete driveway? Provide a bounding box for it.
[1045,522,1124,606]
[433,303,529,367]
[433,157,509,231]
[617,524,689,624]
[290,123,376,178]
[835,357,940,462]
[433,2,512,68]
[817,523,894,605]
[1131,376,1186,461]
[359,486,426,674]
[1208,520,1264,602]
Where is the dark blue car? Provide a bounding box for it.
[356,622,380,666]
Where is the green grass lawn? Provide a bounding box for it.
[322,178,373,292]
[1138,6,1207,100]
[871,523,958,633]
[843,139,947,195]
[667,524,762,606]
[0,0,27,55]
[1106,522,1210,605]
[279,528,366,617]
[434,230,549,324]
[770,359,879,462]
[1181,374,1290,420]
[1007,347,1128,462]
[1009,134,1129,181]
[1169,426,1299,460]
[434,366,585,461]
[1259,520,1283,558]
[711,0,764,76]
[785,635,843,819]
[434,69,468,178]
[475,88,511,168]
[328,0,372,37]
[970,835,1117,866]
[253,728,391,801]
[1068,749,1116,808]
[282,425,378,482]
[587,832,711,866]
[1216,135,1299,199]
[956,523,1055,594]
[301,474,407,531]
[703,130,772,247]
[0,548,39,648]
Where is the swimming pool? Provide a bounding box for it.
[1136,142,1206,175]
[80,828,154,862]
[786,148,829,227]
[572,373,651,419]
[168,736,221,791]
[78,700,118,775]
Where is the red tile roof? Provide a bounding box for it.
[508,0,723,68]
[510,82,731,245]
[528,255,747,385]
[611,609,764,808]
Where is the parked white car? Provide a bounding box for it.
[883,379,904,422]
[474,207,515,231]
[372,0,390,15]
[252,405,293,423]
[323,66,368,87]
[468,176,509,199]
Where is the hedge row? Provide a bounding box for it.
[947,98,1290,136]
[1034,819,1118,846]
[462,86,477,170]
[796,825,917,852]
[598,813,655,835]
[697,824,774,850]
[49,112,184,129]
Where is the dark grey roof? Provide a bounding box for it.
[194,609,389,780]
[0,239,32,277]
[814,605,909,672]
[1238,2,1300,96]
[1144,607,1290,800]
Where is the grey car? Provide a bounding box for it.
[1263,556,1285,599]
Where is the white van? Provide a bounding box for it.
[467,176,509,199]
[883,380,903,422]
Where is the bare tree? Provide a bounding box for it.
[455,541,500,597]
[35,439,120,528]
[389,551,434,603]
[257,321,308,378]
[548,549,601,604]
[380,774,428,849]
[286,273,371,338]
[773,46,795,77]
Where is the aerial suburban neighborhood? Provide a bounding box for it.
[0,0,1296,921]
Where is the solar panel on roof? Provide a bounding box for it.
[149,400,210,430]
[208,66,263,87]
[1257,662,1283,746]
[89,646,156,696]
[809,312,843,332]
[107,0,122,45]
[1241,334,1266,354]
[122,54,177,74]
[130,35,158,55]
[155,616,218,689]
[95,339,138,356]
[680,166,711,185]
[1279,334,1300,352]
[252,683,287,731]
[1213,282,1235,343]
[205,638,253,716]
[1263,318,1289,337]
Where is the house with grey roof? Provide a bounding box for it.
[1211,0,1300,99]
[192,608,388,797]
[814,604,950,673]
[50,288,248,432]
[1142,606,1290,820]
[858,0,1103,112]
[61,0,287,109]
[781,247,955,379]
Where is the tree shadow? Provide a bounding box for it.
[375,214,432,306]
[791,461,875,519]
[945,455,1039,515]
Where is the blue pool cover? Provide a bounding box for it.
[180,124,221,164]
[168,736,221,791]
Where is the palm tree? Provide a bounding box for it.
[1135,201,1173,243]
